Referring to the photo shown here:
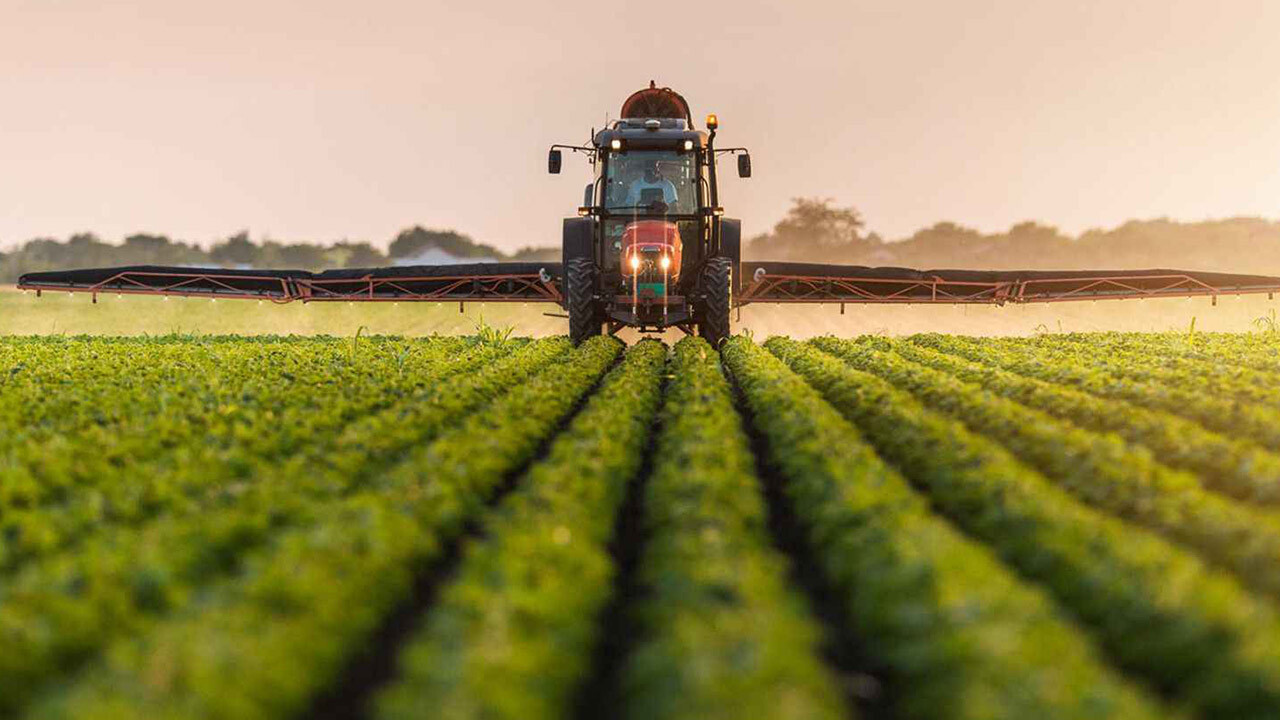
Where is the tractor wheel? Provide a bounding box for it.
[698,257,733,348]
[566,257,601,345]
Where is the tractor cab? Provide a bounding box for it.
[548,82,751,344]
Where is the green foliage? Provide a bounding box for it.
[723,337,1165,720]
[890,335,1280,504]
[815,336,1280,601]
[28,336,623,720]
[374,340,666,720]
[766,336,1280,718]
[917,333,1280,451]
[620,337,844,720]
[12,330,1280,719]
[0,335,572,715]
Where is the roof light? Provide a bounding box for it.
[705,113,718,130]
[610,139,622,150]
[683,140,694,151]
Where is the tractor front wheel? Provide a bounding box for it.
[698,257,732,348]
[566,257,601,345]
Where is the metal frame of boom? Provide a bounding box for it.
[18,268,1280,307]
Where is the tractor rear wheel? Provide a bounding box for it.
[698,257,733,348]
[566,257,601,345]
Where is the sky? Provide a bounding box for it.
[1,0,1278,252]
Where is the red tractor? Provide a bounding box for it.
[548,82,750,345]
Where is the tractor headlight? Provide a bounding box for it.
[682,140,694,151]
[629,255,641,272]
[660,255,671,270]
[610,139,622,151]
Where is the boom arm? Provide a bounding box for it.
[18,262,1280,307]
[17,264,562,304]
[736,262,1280,306]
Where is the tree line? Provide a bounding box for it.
[746,198,1280,275]
[0,227,557,282]
[4,199,1280,282]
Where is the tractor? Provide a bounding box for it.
[548,82,751,345]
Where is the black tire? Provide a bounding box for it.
[566,257,601,345]
[698,257,732,348]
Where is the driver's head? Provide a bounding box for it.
[644,161,661,183]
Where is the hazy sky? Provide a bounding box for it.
[2,0,1278,252]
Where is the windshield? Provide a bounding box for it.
[603,150,698,215]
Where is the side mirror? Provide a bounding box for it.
[583,184,593,207]
[548,149,562,174]
[737,153,752,178]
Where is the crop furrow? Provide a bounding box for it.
[23,336,624,720]
[0,337,469,513]
[769,336,1280,718]
[0,336,578,716]
[1028,331,1280,375]
[0,341,514,571]
[370,340,665,720]
[611,337,846,720]
[1014,334,1280,408]
[724,337,1166,720]
[914,333,1280,451]
[814,336,1280,600]
[873,336,1280,505]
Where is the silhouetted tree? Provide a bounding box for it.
[331,241,386,268]
[209,231,259,266]
[746,198,878,262]
[389,226,501,260]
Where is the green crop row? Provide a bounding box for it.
[618,337,845,720]
[0,336,578,716]
[769,336,1280,718]
[876,337,1280,505]
[814,336,1280,601]
[0,340,513,572]
[1013,334,1280,409]
[0,336,471,511]
[0,336,466,443]
[723,337,1165,720]
[915,334,1280,451]
[0,337,517,569]
[1129,331,1280,373]
[373,339,667,720]
[27,336,624,720]
[1020,331,1280,379]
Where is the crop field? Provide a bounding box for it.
[5,330,1280,719]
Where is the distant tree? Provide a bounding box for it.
[122,233,170,254]
[261,240,329,269]
[209,231,259,267]
[121,233,205,265]
[746,198,878,262]
[389,226,501,260]
[331,241,386,268]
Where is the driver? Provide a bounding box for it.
[624,160,679,208]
